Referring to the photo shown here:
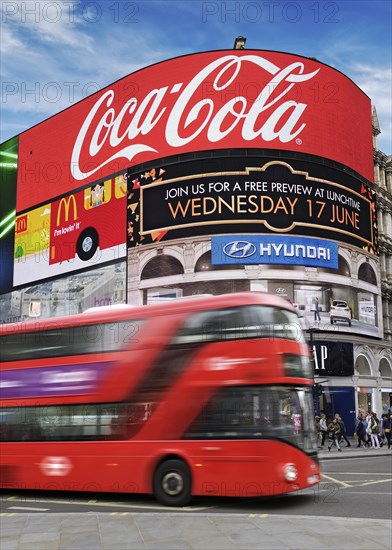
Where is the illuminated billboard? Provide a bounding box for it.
[0,137,18,294]
[211,235,339,268]
[268,281,380,338]
[127,155,378,254]
[17,50,373,211]
[13,175,127,287]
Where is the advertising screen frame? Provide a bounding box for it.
[13,175,127,288]
[16,49,374,212]
[127,153,378,254]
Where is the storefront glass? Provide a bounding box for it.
[0,261,126,324]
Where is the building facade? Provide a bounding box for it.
[1,48,391,434]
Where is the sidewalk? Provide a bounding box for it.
[318,437,392,459]
[1,512,391,549]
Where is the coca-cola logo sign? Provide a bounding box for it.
[17,50,373,211]
[71,55,319,181]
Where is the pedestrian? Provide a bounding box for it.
[327,417,342,452]
[335,413,351,447]
[314,297,321,322]
[355,415,368,448]
[368,412,381,448]
[381,413,391,450]
[319,412,328,446]
[364,412,373,446]
[315,415,322,448]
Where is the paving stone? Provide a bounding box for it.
[0,542,18,550]
[0,536,19,550]
[17,542,61,550]
[59,534,101,549]
[19,531,60,544]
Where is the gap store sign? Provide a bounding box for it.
[211,235,338,268]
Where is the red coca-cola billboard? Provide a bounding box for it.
[17,50,373,212]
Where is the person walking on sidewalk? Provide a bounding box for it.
[368,412,381,448]
[319,412,328,446]
[355,415,368,448]
[381,413,391,449]
[327,418,342,452]
[335,413,351,447]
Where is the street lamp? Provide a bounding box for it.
[233,36,246,49]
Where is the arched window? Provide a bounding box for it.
[195,251,244,272]
[358,263,377,285]
[355,355,371,377]
[379,358,392,378]
[318,254,350,276]
[141,255,184,280]
[337,255,351,276]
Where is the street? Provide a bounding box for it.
[1,455,391,519]
[2,455,391,550]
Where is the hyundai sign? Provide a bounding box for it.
[211,236,339,268]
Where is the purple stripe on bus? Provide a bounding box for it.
[0,362,112,398]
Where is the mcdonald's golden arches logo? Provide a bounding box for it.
[56,195,78,225]
[16,214,28,233]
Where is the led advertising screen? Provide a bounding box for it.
[17,50,373,212]
[268,281,380,338]
[13,175,127,287]
[127,154,378,254]
[0,137,18,295]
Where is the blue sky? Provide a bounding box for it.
[1,0,391,153]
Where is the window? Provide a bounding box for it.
[141,256,184,280]
[0,401,154,442]
[195,251,244,272]
[0,320,144,362]
[358,263,377,285]
[184,386,317,452]
[171,305,304,345]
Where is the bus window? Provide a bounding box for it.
[0,319,145,362]
[184,386,317,453]
[171,305,303,345]
[0,402,156,442]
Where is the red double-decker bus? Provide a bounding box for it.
[0,293,319,506]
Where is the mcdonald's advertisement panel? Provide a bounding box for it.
[13,176,127,287]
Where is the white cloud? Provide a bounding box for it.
[1,1,94,50]
[0,24,25,55]
[1,8,178,129]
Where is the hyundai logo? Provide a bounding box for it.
[223,241,256,258]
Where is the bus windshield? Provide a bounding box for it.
[184,385,317,453]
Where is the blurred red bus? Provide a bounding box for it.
[0,292,319,506]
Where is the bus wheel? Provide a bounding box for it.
[76,228,99,261]
[153,459,192,507]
